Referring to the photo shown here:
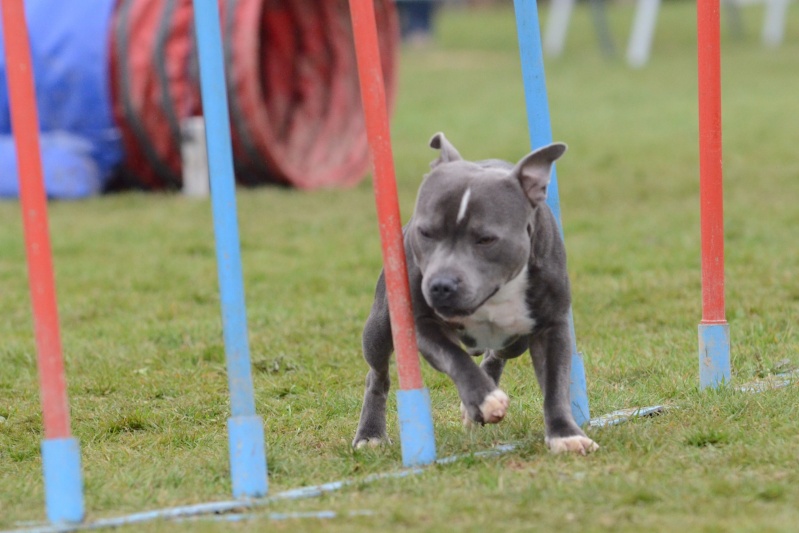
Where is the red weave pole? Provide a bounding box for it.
[697,0,726,324]
[1,0,71,439]
[348,0,423,390]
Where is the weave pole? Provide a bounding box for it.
[513,0,591,426]
[348,0,437,467]
[697,0,730,388]
[0,0,84,523]
[192,0,268,497]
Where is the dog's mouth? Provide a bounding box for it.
[431,286,499,319]
[433,306,468,319]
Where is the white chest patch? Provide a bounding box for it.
[445,267,536,350]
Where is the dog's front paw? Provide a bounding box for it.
[480,389,509,423]
[461,389,509,426]
[353,437,387,449]
[545,435,599,455]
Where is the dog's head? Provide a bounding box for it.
[409,132,566,318]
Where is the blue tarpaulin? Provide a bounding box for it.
[0,0,121,199]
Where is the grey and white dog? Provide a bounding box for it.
[353,133,598,455]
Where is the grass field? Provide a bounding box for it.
[2,2,799,531]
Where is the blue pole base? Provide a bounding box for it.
[41,437,85,524]
[227,415,268,498]
[699,322,731,389]
[396,388,437,467]
[569,352,591,427]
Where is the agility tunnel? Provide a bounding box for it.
[110,0,399,190]
[0,0,399,197]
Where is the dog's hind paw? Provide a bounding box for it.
[546,435,599,455]
[461,389,509,426]
[460,402,473,427]
[353,437,386,449]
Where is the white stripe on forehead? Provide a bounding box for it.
[456,187,471,224]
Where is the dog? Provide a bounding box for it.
[352,133,598,455]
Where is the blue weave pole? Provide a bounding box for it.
[192,0,268,498]
[396,389,437,466]
[41,437,84,523]
[699,323,731,389]
[513,0,591,426]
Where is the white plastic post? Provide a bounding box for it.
[544,0,576,57]
[626,0,661,68]
[181,117,210,198]
[762,0,790,47]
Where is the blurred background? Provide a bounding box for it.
[0,0,795,199]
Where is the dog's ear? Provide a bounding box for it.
[511,142,567,206]
[429,132,463,168]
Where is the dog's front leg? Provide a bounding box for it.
[531,321,599,455]
[416,320,509,425]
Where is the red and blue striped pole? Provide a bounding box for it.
[191,0,268,497]
[1,0,84,523]
[513,0,591,426]
[348,0,437,466]
[697,0,730,388]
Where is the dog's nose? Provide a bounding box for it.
[429,276,459,301]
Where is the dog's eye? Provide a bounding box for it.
[476,235,498,246]
[418,227,433,239]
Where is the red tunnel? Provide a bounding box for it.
[109,0,398,190]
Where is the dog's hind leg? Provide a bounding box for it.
[353,274,394,449]
[480,337,528,386]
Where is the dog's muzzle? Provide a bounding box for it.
[425,274,465,317]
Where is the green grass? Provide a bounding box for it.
[2,2,799,531]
